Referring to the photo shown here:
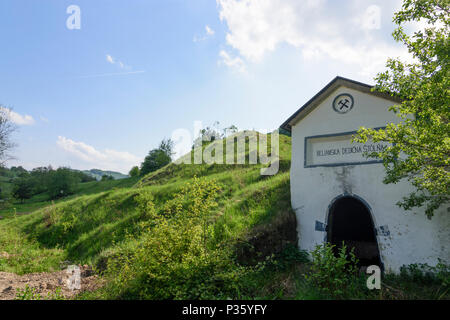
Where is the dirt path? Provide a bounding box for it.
[0,265,102,300]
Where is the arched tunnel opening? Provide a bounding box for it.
[327,196,382,269]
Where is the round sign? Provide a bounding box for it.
[332,93,354,114]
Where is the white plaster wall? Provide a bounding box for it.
[290,86,449,273]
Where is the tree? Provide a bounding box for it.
[140,138,174,176]
[101,175,114,181]
[129,166,140,177]
[223,124,238,137]
[158,138,175,158]
[12,178,34,202]
[355,0,449,218]
[30,166,54,194]
[10,166,29,178]
[72,170,96,183]
[197,121,223,144]
[48,167,79,199]
[192,122,238,149]
[0,106,17,166]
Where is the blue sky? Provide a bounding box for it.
[0,0,417,173]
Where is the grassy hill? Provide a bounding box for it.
[0,132,446,300]
[0,133,298,295]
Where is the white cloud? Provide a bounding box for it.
[193,25,215,42]
[0,107,35,125]
[105,54,130,70]
[216,0,411,78]
[219,50,246,73]
[205,25,215,36]
[218,0,309,62]
[56,136,142,173]
[106,54,114,64]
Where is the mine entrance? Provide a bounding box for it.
[327,196,382,269]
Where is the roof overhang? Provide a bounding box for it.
[280,76,402,132]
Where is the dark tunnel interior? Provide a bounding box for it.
[327,196,382,268]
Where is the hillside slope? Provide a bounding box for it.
[0,132,299,299]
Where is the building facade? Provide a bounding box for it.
[281,76,449,273]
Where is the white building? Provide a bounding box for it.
[280,76,449,273]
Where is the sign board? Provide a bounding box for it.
[304,129,390,168]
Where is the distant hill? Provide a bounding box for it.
[82,169,129,181]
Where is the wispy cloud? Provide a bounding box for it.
[106,54,115,64]
[193,25,215,42]
[77,70,146,79]
[205,25,215,36]
[0,107,35,125]
[105,54,131,70]
[57,136,142,173]
[218,50,246,73]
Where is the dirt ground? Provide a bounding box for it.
[0,265,102,300]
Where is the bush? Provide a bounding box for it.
[399,260,450,287]
[304,242,361,298]
[273,244,309,271]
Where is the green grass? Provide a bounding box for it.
[0,176,140,219]
[0,132,447,299]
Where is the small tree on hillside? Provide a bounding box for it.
[223,124,238,137]
[140,138,174,176]
[129,166,140,177]
[197,121,223,144]
[192,122,238,149]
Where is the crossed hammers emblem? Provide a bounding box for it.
[338,98,351,110]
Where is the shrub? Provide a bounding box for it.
[304,242,360,298]
[273,244,309,271]
[399,260,450,287]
